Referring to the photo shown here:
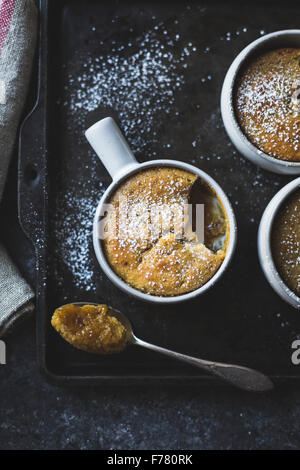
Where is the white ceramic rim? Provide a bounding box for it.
[221,30,300,174]
[93,159,237,304]
[258,177,300,309]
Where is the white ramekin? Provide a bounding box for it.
[221,30,300,175]
[258,177,300,309]
[85,117,237,304]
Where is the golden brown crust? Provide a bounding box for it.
[103,167,227,296]
[235,48,300,162]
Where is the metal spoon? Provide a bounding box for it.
[58,303,273,392]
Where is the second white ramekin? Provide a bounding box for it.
[221,30,300,175]
[86,117,237,304]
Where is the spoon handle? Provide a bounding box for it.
[133,336,273,392]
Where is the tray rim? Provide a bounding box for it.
[18,0,300,386]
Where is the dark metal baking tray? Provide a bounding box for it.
[18,0,300,385]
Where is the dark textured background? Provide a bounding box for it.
[1,0,300,450]
[1,316,300,450]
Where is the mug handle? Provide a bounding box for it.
[85,117,138,180]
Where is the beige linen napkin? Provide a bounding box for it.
[0,0,37,336]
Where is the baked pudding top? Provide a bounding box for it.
[102,167,229,296]
[235,48,300,162]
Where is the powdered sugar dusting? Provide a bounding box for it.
[53,180,105,292]
[66,24,199,153]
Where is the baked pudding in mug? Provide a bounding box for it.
[235,48,300,162]
[102,167,229,296]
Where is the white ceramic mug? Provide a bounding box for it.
[86,117,237,304]
[221,30,300,175]
[258,177,300,309]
